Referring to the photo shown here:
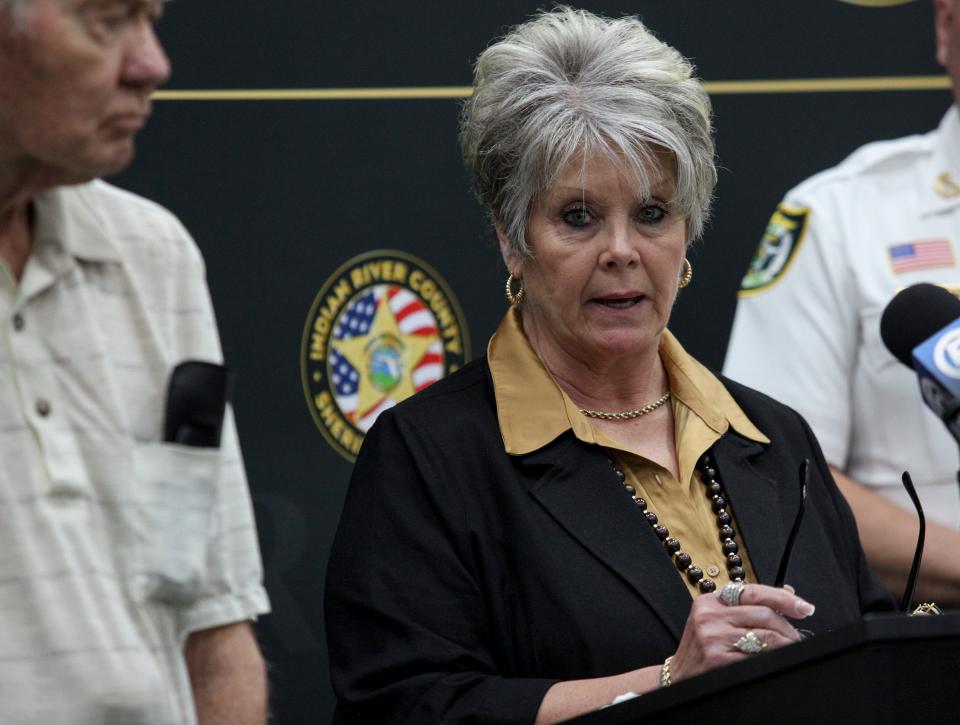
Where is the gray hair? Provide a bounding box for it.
[460,6,716,258]
[0,0,29,28]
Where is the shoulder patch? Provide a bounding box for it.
[737,204,810,296]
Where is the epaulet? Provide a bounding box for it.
[795,129,934,196]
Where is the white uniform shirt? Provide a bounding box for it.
[725,106,960,529]
[0,181,269,724]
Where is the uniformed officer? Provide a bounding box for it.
[725,0,960,606]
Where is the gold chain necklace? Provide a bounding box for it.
[577,391,671,421]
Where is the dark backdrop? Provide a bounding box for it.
[112,1,947,721]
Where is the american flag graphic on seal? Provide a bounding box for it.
[330,285,446,431]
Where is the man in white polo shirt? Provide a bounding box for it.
[0,1,269,722]
[725,0,960,607]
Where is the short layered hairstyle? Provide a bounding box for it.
[460,6,717,258]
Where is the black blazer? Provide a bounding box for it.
[325,358,894,724]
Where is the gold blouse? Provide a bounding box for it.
[488,308,770,597]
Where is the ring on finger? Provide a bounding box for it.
[718,580,746,607]
[732,630,767,654]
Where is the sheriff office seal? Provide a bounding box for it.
[301,250,470,461]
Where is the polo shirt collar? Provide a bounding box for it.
[488,307,769,456]
[33,182,123,266]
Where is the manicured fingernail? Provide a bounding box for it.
[797,600,815,617]
[782,584,796,594]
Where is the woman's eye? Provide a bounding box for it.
[638,205,667,224]
[562,207,592,227]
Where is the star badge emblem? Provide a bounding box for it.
[332,293,439,419]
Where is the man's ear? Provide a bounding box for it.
[935,0,953,68]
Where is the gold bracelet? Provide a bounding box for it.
[659,655,673,688]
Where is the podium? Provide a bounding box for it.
[565,613,960,724]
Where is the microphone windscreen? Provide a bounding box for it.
[880,283,960,367]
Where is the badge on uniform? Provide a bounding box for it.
[738,204,810,296]
[934,171,960,199]
[887,239,954,275]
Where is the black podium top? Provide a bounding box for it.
[565,613,960,724]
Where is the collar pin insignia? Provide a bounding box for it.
[934,171,960,199]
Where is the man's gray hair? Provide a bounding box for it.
[0,0,28,27]
[460,6,716,257]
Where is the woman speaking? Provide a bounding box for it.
[325,7,893,723]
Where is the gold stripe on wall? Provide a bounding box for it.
[152,75,950,102]
[153,86,475,101]
[706,75,949,94]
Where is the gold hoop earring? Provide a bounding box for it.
[505,274,525,306]
[678,258,693,289]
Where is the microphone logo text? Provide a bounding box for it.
[933,328,960,379]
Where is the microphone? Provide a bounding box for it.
[880,283,960,442]
[879,282,960,613]
[899,472,925,613]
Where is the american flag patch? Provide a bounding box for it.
[888,239,954,274]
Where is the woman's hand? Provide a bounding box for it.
[669,583,815,683]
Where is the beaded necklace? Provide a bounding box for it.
[609,451,744,593]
